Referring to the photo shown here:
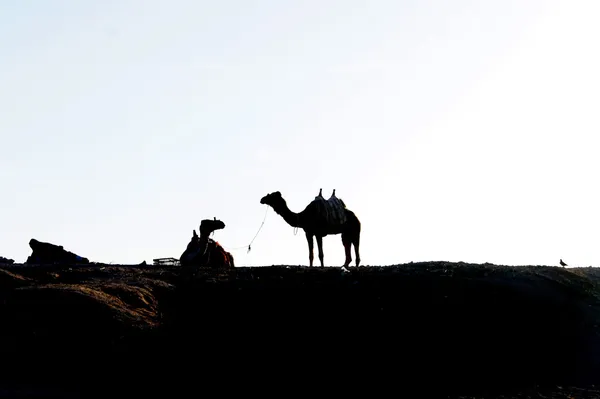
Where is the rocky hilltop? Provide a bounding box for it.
[0,262,599,398]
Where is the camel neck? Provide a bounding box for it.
[275,204,302,228]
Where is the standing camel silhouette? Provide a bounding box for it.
[260,189,361,267]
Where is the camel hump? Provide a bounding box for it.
[327,191,347,226]
[310,188,348,227]
[328,189,346,209]
[315,188,325,201]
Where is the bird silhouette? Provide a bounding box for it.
[560,259,567,267]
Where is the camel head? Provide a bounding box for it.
[199,217,226,237]
[260,191,286,209]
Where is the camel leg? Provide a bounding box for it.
[306,232,314,267]
[354,235,361,267]
[316,235,324,267]
[341,232,352,267]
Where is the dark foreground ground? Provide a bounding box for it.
[0,261,599,398]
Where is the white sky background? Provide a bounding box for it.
[1,1,599,267]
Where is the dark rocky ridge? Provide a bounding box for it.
[0,262,599,398]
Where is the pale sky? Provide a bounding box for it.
[2,1,599,268]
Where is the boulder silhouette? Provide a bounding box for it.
[25,238,89,265]
[0,256,14,265]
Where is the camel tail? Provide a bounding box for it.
[346,209,360,230]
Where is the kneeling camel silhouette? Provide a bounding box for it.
[180,218,234,269]
[260,189,361,267]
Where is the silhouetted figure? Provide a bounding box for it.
[560,259,568,267]
[260,189,361,267]
[180,218,234,270]
[25,238,89,265]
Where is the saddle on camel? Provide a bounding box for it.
[312,188,348,228]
